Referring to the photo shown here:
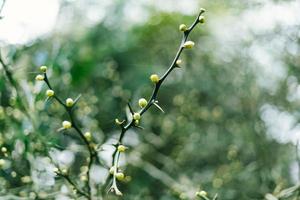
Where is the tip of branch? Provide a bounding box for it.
[109,187,123,196]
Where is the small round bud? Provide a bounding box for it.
[62,121,72,129]
[0,159,5,167]
[1,147,7,153]
[176,59,182,65]
[11,171,17,177]
[179,24,187,32]
[196,190,207,197]
[80,175,88,182]
[61,168,68,175]
[138,98,148,108]
[35,74,44,81]
[84,132,92,141]
[133,113,141,120]
[21,176,31,183]
[40,66,47,72]
[80,166,88,173]
[109,166,115,175]
[117,145,127,152]
[200,8,206,13]
[46,89,55,97]
[116,172,125,181]
[198,16,205,24]
[66,98,74,107]
[183,41,195,49]
[150,74,159,83]
[53,167,59,173]
[134,120,139,126]
[73,189,77,194]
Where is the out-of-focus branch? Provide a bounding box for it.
[47,155,90,199]
[0,51,33,122]
[37,69,98,200]
[296,141,300,182]
[0,0,6,18]
[265,184,300,200]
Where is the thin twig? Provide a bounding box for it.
[0,0,6,18]
[296,140,300,182]
[107,9,206,194]
[0,51,33,123]
[62,174,90,198]
[48,155,90,198]
[42,73,96,199]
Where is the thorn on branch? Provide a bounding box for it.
[134,125,144,130]
[153,101,165,113]
[73,94,82,106]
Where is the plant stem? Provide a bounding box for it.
[106,9,206,194]
[43,73,95,200]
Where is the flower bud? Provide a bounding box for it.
[179,24,187,32]
[134,120,139,126]
[133,113,141,120]
[0,159,5,167]
[150,74,159,83]
[40,66,47,72]
[84,132,92,141]
[66,98,74,107]
[80,175,88,181]
[21,176,31,183]
[200,8,206,13]
[11,171,17,177]
[116,172,125,181]
[62,121,72,129]
[117,145,127,152]
[109,166,115,175]
[196,190,207,197]
[53,167,59,173]
[183,41,195,49]
[198,16,205,24]
[46,89,54,97]
[35,74,44,81]
[138,98,148,108]
[176,59,182,65]
[61,168,68,175]
[1,147,7,153]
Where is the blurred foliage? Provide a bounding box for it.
[1,0,300,199]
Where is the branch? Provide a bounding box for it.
[296,140,300,182]
[0,0,6,19]
[37,68,98,199]
[0,51,33,124]
[51,159,90,198]
[107,9,206,195]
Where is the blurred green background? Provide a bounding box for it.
[1,0,300,199]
